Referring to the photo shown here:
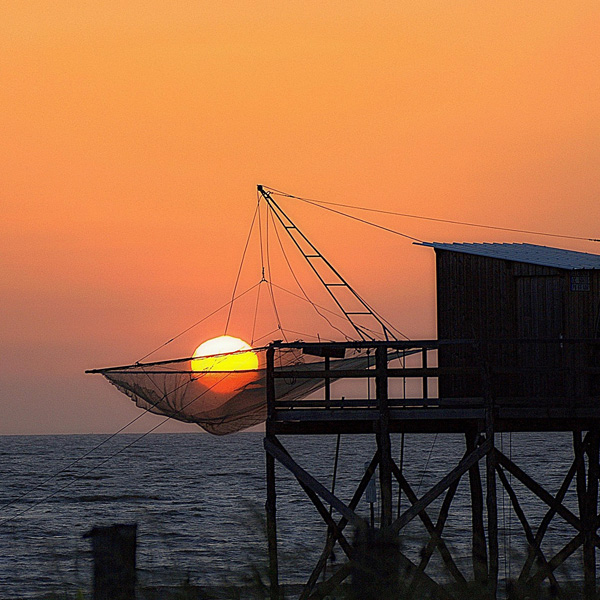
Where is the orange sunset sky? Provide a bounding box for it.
[1,2,599,434]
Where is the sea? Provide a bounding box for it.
[0,431,583,599]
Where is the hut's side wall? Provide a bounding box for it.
[435,249,600,401]
[436,250,519,341]
[436,250,518,398]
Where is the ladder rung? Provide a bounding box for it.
[305,254,320,258]
[346,312,371,315]
[325,283,346,287]
[284,225,297,230]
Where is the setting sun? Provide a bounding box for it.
[191,336,259,394]
[191,336,259,372]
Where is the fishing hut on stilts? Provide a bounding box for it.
[90,187,600,599]
[262,234,600,599]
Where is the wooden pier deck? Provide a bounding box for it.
[263,339,600,600]
[267,339,600,435]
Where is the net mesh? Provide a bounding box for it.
[97,347,375,435]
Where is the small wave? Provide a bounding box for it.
[73,494,160,503]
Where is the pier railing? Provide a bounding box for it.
[266,338,600,433]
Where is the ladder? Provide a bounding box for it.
[258,185,394,341]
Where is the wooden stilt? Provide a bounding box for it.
[408,478,463,598]
[528,533,585,588]
[266,449,280,600]
[518,438,585,584]
[487,440,499,599]
[391,437,492,536]
[376,346,393,528]
[496,464,559,591]
[265,346,280,600]
[307,562,352,600]
[466,431,489,587]
[495,449,583,533]
[583,430,600,599]
[300,453,380,600]
[391,460,467,587]
[265,437,365,528]
[260,339,600,599]
[270,439,354,558]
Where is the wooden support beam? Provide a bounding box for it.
[466,432,489,587]
[583,430,600,600]
[268,437,354,559]
[519,436,586,583]
[390,459,467,587]
[300,452,380,600]
[265,348,280,600]
[264,437,366,529]
[495,449,583,533]
[395,551,457,600]
[487,441,499,599]
[409,478,462,597]
[391,437,492,536]
[266,447,280,600]
[528,532,585,588]
[312,554,457,600]
[496,464,559,590]
[307,562,352,600]
[376,346,393,528]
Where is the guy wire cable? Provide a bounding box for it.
[225,197,261,334]
[3,338,254,524]
[136,281,262,363]
[268,208,353,341]
[265,186,599,243]
[0,368,238,527]
[267,193,408,341]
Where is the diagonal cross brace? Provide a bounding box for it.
[391,437,493,536]
[264,437,367,529]
[300,451,380,600]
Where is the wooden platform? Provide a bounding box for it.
[264,339,600,600]
[266,339,600,435]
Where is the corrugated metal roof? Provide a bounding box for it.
[416,242,600,270]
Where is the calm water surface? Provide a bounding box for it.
[0,432,579,598]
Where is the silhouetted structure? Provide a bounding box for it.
[85,523,137,600]
[264,243,600,600]
[424,242,600,421]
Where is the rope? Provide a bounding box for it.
[250,282,263,346]
[225,200,261,335]
[267,188,423,243]
[136,282,262,362]
[417,433,438,497]
[0,368,237,527]
[267,197,407,341]
[263,204,287,342]
[266,186,599,243]
[0,408,158,518]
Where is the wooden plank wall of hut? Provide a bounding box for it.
[435,249,600,408]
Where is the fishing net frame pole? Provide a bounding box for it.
[257,185,395,342]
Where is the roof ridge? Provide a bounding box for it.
[415,241,600,270]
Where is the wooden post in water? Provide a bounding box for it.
[484,356,498,600]
[486,445,498,599]
[582,430,600,600]
[375,345,392,529]
[466,431,489,588]
[84,523,136,600]
[265,346,280,600]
